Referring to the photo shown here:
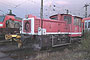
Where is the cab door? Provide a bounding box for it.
[63,15,72,33]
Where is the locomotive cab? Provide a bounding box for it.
[49,14,72,22]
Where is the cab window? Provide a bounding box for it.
[88,22,90,28]
[74,17,81,27]
[0,16,5,22]
[64,16,72,24]
[50,16,58,20]
[15,17,22,20]
[85,22,87,28]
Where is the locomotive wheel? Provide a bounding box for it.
[33,35,52,50]
[33,36,42,50]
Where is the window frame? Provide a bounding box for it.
[64,15,72,24]
[88,22,90,28]
[0,16,5,22]
[50,15,58,20]
[74,17,81,27]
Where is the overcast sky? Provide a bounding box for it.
[0,0,90,18]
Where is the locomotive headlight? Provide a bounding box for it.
[0,24,3,26]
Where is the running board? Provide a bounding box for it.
[52,43,71,47]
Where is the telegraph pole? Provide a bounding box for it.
[40,0,43,29]
[84,4,89,18]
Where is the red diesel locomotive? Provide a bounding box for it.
[21,14,82,49]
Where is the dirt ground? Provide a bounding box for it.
[23,44,88,60]
[0,42,89,60]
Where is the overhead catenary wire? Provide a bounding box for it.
[0,0,41,17]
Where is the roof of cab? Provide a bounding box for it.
[49,14,72,18]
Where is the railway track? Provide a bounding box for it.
[0,38,81,60]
